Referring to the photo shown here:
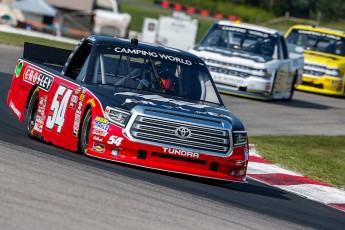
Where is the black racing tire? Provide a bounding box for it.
[285,74,298,101]
[270,74,277,99]
[26,88,39,138]
[79,109,92,154]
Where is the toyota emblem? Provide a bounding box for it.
[175,127,191,139]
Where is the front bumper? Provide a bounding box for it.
[86,121,248,182]
[296,75,344,96]
[211,72,273,100]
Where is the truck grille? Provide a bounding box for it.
[304,63,326,77]
[129,115,230,154]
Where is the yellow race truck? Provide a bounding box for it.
[285,25,345,96]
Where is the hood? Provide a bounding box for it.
[86,85,246,131]
[304,50,345,67]
[192,45,273,64]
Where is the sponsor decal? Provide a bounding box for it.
[87,98,96,108]
[23,66,40,85]
[116,92,212,109]
[23,66,54,91]
[87,36,96,42]
[9,100,21,119]
[107,135,123,146]
[34,96,47,133]
[162,147,200,158]
[94,117,109,130]
[220,26,246,33]
[244,148,249,161]
[79,93,85,102]
[93,136,104,142]
[72,89,86,136]
[72,101,83,136]
[92,142,105,153]
[220,26,269,38]
[15,61,23,77]
[114,47,192,65]
[69,95,78,109]
[122,98,156,106]
[92,128,108,137]
[75,86,82,95]
[298,30,341,40]
[37,74,54,91]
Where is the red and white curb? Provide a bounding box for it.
[247,147,345,212]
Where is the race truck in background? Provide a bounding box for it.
[189,21,304,101]
[285,25,345,96]
[7,36,248,182]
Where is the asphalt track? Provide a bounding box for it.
[0,44,344,229]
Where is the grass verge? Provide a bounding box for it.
[0,31,75,50]
[250,136,345,189]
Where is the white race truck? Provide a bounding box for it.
[189,20,304,100]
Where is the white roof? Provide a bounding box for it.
[217,20,280,35]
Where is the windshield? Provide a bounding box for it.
[91,46,221,104]
[200,24,279,59]
[286,29,345,56]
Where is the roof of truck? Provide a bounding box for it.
[217,20,281,36]
[287,24,345,37]
[85,35,201,61]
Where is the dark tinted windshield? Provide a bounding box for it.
[92,46,221,104]
[286,29,345,56]
[200,24,279,59]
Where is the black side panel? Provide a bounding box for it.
[23,42,72,66]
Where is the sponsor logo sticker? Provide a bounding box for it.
[92,142,105,153]
[9,100,21,119]
[162,147,200,158]
[92,128,108,137]
[23,66,54,91]
[94,117,109,130]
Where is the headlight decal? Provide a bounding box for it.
[105,106,131,127]
[233,131,247,147]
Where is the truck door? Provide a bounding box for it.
[274,36,293,94]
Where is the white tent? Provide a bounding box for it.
[10,0,57,17]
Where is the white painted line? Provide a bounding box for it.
[247,162,302,176]
[277,184,345,204]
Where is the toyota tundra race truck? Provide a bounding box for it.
[7,36,248,182]
[285,25,345,96]
[189,20,304,101]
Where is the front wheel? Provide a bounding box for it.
[79,109,92,154]
[285,74,298,101]
[26,88,39,138]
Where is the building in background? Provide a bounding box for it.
[1,0,131,38]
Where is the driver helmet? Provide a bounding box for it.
[157,62,177,91]
[159,70,177,91]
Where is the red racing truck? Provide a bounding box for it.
[7,36,248,182]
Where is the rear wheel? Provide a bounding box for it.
[79,109,92,154]
[26,88,39,138]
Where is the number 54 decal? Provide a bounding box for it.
[46,85,73,133]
